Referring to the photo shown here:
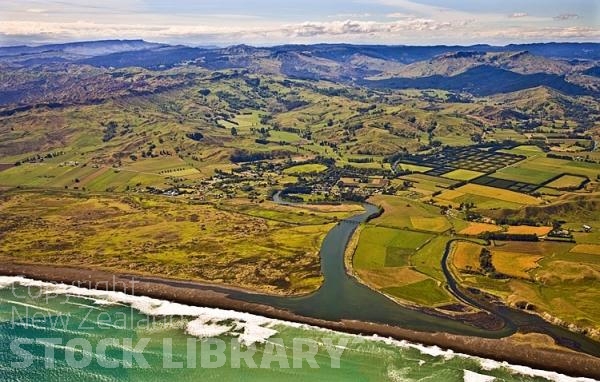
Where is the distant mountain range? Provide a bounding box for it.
[1,40,599,103]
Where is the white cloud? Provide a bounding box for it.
[0,18,464,41]
[386,12,416,19]
[284,18,457,37]
[553,13,579,21]
[509,13,528,18]
[0,17,598,46]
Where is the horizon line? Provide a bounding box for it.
[2,38,600,49]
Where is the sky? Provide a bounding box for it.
[1,0,599,46]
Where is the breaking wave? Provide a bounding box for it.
[0,276,595,382]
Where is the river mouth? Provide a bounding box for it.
[3,278,597,382]
[2,194,599,361]
[220,196,600,359]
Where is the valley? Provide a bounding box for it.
[1,40,600,375]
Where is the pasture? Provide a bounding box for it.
[450,241,484,272]
[398,173,459,193]
[491,250,543,279]
[356,267,428,290]
[368,194,452,231]
[505,226,552,236]
[396,162,432,173]
[442,169,485,181]
[453,238,600,332]
[570,244,600,256]
[505,156,600,181]
[353,226,433,269]
[452,184,542,205]
[545,174,588,190]
[283,163,328,175]
[409,216,452,232]
[499,145,545,157]
[382,279,452,306]
[459,223,501,236]
[492,166,556,185]
[436,187,534,210]
[351,224,458,306]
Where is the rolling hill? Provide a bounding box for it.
[1,40,598,106]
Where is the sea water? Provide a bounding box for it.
[0,277,595,382]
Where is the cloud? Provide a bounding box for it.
[284,18,457,37]
[509,13,528,18]
[0,17,598,46]
[0,18,464,42]
[386,12,416,19]
[553,13,579,21]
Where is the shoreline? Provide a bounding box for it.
[0,263,599,380]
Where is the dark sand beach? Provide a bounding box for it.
[1,263,599,380]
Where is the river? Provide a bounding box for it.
[0,196,599,380]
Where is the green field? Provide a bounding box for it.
[283,163,328,175]
[442,169,485,181]
[396,162,433,173]
[436,187,531,210]
[410,235,451,282]
[492,166,557,185]
[499,145,545,157]
[383,279,452,306]
[500,156,600,181]
[545,174,588,189]
[401,173,459,187]
[353,226,433,269]
[351,194,465,308]
[369,194,452,232]
[352,225,456,306]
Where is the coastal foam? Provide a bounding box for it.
[464,370,496,382]
[0,276,596,381]
[0,276,285,346]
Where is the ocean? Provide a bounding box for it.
[0,276,595,382]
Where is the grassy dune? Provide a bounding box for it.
[0,190,336,294]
